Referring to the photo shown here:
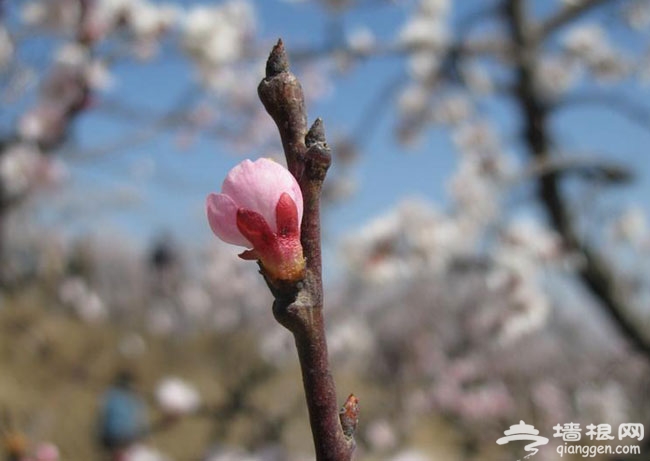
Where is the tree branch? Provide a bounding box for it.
[257,39,356,461]
[517,155,633,185]
[533,0,613,41]
[505,0,650,358]
[557,92,650,134]
[289,38,508,65]
[456,0,505,35]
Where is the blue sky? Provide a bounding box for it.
[35,0,650,267]
[62,1,456,246]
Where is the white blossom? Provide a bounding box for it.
[0,143,41,198]
[204,447,260,461]
[561,0,585,6]
[576,382,629,425]
[118,333,147,358]
[259,328,294,366]
[342,199,476,282]
[390,450,432,461]
[452,121,499,155]
[563,24,606,58]
[0,27,13,70]
[18,105,65,143]
[431,95,473,125]
[397,84,429,115]
[179,282,211,319]
[536,55,581,97]
[327,318,374,361]
[21,0,81,31]
[562,24,629,81]
[613,206,647,245]
[54,43,89,68]
[624,1,650,30]
[447,157,500,221]
[122,444,170,461]
[58,276,108,323]
[407,51,440,81]
[499,281,550,344]
[399,17,449,51]
[183,1,255,70]
[21,1,48,25]
[457,382,514,420]
[365,420,398,452]
[85,59,114,90]
[419,0,450,17]
[155,377,201,416]
[346,26,376,55]
[129,1,174,39]
[501,218,562,261]
[461,63,494,95]
[146,302,176,335]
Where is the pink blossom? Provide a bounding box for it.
[206,158,305,281]
[34,443,59,461]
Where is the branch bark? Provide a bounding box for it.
[518,155,633,185]
[257,39,356,461]
[505,0,650,357]
[533,0,612,41]
[557,92,650,134]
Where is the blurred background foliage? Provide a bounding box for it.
[1,0,650,460]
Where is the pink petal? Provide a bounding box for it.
[222,158,303,233]
[206,193,251,247]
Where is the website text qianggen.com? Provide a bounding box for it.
[556,443,640,458]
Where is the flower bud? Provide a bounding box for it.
[206,158,305,281]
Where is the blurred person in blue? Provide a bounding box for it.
[97,370,149,460]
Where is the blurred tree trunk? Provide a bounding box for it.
[505,0,650,359]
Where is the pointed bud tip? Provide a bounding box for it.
[305,118,326,147]
[343,393,359,409]
[339,393,360,438]
[266,39,290,78]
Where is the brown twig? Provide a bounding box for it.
[257,39,356,461]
